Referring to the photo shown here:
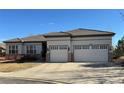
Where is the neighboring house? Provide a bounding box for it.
[3,28,115,62]
[0,43,6,56]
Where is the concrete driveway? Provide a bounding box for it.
[0,62,124,84]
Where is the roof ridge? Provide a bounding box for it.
[75,28,114,33]
[66,28,107,33]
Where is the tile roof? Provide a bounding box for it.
[21,35,46,42]
[4,35,46,43]
[3,28,115,43]
[4,38,22,43]
[44,28,115,37]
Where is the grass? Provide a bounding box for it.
[0,63,40,72]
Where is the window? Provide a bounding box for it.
[49,45,68,50]
[26,45,36,54]
[82,45,90,49]
[99,44,108,49]
[74,45,89,49]
[92,44,100,49]
[59,45,68,49]
[49,45,58,50]
[9,45,18,54]
[92,44,108,49]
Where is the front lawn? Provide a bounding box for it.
[0,63,40,72]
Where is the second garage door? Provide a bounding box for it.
[49,45,68,62]
[74,44,108,62]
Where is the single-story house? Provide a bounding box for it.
[3,28,115,62]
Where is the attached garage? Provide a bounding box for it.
[49,45,68,62]
[74,44,109,62]
[43,28,115,62]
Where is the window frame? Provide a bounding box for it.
[9,45,18,55]
[26,45,36,54]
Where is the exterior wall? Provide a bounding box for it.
[6,43,22,55]
[6,43,42,55]
[72,36,112,62]
[71,36,112,41]
[22,43,42,54]
[5,42,42,60]
[5,36,113,62]
[72,39,111,45]
[46,36,113,62]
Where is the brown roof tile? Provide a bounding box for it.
[4,35,46,43]
[4,38,22,43]
[45,28,115,37]
[3,28,115,43]
[68,28,115,36]
[21,35,46,42]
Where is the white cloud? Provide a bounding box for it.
[40,22,55,26]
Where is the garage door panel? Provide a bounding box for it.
[49,45,68,62]
[74,45,108,62]
[50,50,68,62]
[74,50,108,62]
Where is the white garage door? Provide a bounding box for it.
[74,44,108,62]
[49,45,68,62]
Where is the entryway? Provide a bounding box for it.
[42,42,47,61]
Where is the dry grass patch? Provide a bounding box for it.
[0,63,40,72]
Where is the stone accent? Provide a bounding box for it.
[46,51,50,62]
[108,45,113,62]
[68,52,74,62]
[108,50,113,62]
[5,54,22,60]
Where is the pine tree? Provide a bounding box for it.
[113,36,124,57]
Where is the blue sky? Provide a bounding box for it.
[0,9,124,46]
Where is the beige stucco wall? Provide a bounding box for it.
[46,36,113,62]
[46,36,112,50]
[72,36,112,46]
[47,37,71,48]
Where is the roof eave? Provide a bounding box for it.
[3,41,22,43]
[44,33,115,37]
[73,34,115,37]
[44,35,70,37]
